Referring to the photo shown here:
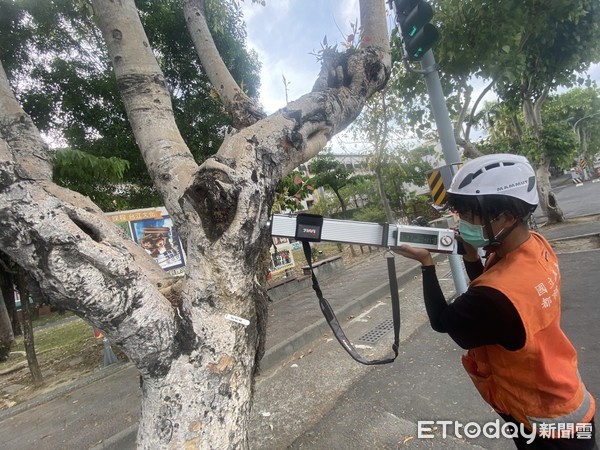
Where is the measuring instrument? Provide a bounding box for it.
[269,213,457,254]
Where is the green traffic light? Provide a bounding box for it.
[402,2,433,39]
[405,23,439,60]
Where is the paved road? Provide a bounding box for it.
[286,248,600,450]
[535,175,600,222]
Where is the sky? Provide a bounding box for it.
[240,1,600,150]
[241,0,364,114]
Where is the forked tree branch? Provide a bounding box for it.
[182,0,266,129]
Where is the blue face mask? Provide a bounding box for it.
[459,219,490,248]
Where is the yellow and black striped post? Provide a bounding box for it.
[427,169,447,205]
[427,163,462,206]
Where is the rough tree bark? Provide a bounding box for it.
[0,0,391,448]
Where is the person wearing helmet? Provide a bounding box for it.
[394,154,597,449]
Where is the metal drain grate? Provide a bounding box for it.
[358,319,394,344]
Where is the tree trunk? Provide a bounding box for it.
[1,0,391,447]
[16,270,43,387]
[521,96,565,224]
[536,157,565,224]
[375,167,394,222]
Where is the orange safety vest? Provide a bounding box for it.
[463,232,595,431]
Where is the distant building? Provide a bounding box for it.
[297,153,371,178]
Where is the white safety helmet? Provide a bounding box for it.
[447,154,538,207]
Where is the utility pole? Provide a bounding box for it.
[391,0,468,295]
[419,51,468,295]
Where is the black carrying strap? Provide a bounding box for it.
[302,241,400,365]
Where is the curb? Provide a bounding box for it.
[91,424,138,450]
[546,232,600,243]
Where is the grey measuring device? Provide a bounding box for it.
[269,213,457,254]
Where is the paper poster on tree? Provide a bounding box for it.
[270,237,295,275]
[105,207,186,276]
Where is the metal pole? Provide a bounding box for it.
[419,50,468,295]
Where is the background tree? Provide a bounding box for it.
[352,88,401,222]
[0,0,391,447]
[389,0,600,223]
[480,87,600,179]
[348,83,436,224]
[309,152,358,217]
[379,144,436,219]
[552,87,600,172]
[15,270,43,386]
[495,0,600,222]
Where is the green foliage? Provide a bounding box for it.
[307,194,341,218]
[519,125,577,169]
[2,0,261,211]
[480,87,600,170]
[351,203,386,223]
[273,171,314,212]
[52,148,143,211]
[545,86,600,163]
[388,0,600,160]
[374,145,436,217]
[53,148,129,182]
[404,194,442,223]
[309,153,354,188]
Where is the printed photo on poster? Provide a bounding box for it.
[269,242,295,275]
[130,216,185,272]
[105,207,187,276]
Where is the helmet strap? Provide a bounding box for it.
[476,196,518,251]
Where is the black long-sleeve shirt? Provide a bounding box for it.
[421,259,526,351]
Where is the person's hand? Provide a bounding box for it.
[393,244,433,266]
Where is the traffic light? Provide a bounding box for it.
[393,0,439,60]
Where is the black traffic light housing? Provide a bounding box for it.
[393,0,439,60]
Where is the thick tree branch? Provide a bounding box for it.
[0,144,178,369]
[455,77,471,141]
[533,85,550,125]
[182,0,266,129]
[0,63,52,182]
[466,78,497,140]
[0,57,179,369]
[91,0,198,236]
